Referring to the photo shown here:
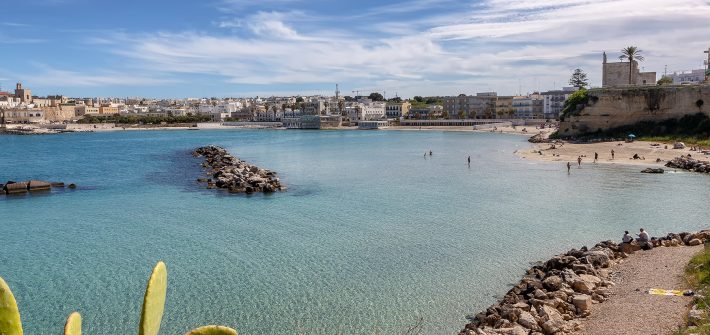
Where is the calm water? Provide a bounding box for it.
[1,130,709,334]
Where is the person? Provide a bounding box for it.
[622,231,633,243]
[637,228,650,242]
[594,152,598,163]
[424,152,426,158]
[467,156,471,164]
[611,149,615,160]
[577,156,582,166]
[567,162,571,173]
[429,150,432,156]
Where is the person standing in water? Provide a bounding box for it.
[594,152,598,163]
[611,149,615,160]
[467,156,471,164]
[577,156,582,166]
[567,162,571,173]
[429,150,432,156]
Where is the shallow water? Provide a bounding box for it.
[1,129,708,334]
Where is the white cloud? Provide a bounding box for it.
[77,0,710,96]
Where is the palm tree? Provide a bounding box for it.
[619,46,645,85]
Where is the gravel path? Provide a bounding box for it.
[578,245,702,335]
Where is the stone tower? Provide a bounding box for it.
[14,82,32,103]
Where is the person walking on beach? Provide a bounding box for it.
[611,149,615,160]
[594,152,598,163]
[577,156,582,167]
[567,162,571,173]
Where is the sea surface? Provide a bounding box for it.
[1,129,709,334]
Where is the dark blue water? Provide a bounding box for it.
[1,130,708,334]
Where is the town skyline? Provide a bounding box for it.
[1,0,709,98]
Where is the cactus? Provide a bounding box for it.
[185,325,238,335]
[63,312,81,335]
[1,262,238,335]
[0,276,23,335]
[139,261,168,335]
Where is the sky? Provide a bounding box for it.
[1,0,709,98]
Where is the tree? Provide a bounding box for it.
[413,96,424,103]
[619,46,645,85]
[295,96,304,103]
[568,69,589,89]
[657,76,673,85]
[368,92,384,101]
[388,97,403,103]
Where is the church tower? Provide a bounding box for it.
[14,82,32,103]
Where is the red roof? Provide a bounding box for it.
[0,92,10,97]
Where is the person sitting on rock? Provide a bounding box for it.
[622,231,633,244]
[637,228,650,242]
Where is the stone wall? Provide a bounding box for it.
[558,84,710,136]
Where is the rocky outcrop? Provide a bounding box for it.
[528,133,551,144]
[193,145,285,194]
[640,168,664,174]
[2,180,71,195]
[665,156,710,173]
[459,230,710,335]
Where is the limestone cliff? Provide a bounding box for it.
[559,84,709,136]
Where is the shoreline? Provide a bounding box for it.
[516,139,708,168]
[459,231,709,335]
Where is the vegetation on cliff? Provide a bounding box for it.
[560,89,588,119]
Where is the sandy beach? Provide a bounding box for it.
[517,138,709,167]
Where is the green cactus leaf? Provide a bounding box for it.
[0,276,23,335]
[63,312,81,335]
[185,325,238,335]
[138,261,168,335]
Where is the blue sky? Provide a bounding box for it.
[1,0,709,98]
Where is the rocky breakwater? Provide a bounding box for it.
[459,230,710,335]
[193,145,285,194]
[665,156,710,173]
[2,180,75,195]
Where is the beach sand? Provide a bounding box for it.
[517,139,708,167]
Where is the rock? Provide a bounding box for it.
[539,305,566,335]
[572,279,595,294]
[572,294,592,312]
[68,183,77,189]
[688,238,702,246]
[640,168,664,173]
[689,306,704,326]
[517,311,541,331]
[4,181,28,194]
[28,180,51,192]
[542,276,563,291]
[582,250,610,268]
[579,274,602,286]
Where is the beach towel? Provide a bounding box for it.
[648,289,693,296]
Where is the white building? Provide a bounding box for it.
[667,69,706,84]
[512,96,533,119]
[542,87,577,119]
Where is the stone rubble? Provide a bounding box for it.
[193,145,285,194]
[665,156,710,173]
[459,230,710,335]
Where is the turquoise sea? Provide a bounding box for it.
[1,129,709,334]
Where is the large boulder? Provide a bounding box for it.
[572,294,592,312]
[538,305,565,335]
[542,276,563,291]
